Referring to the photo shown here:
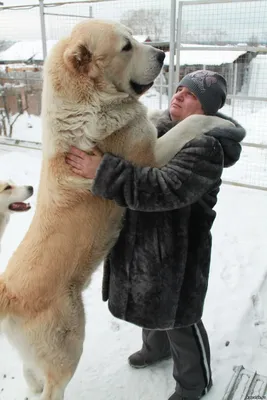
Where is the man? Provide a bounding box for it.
[66,70,246,400]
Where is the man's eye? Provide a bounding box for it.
[4,185,12,190]
[122,41,132,52]
[189,92,197,98]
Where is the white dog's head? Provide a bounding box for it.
[46,19,165,101]
[0,181,34,214]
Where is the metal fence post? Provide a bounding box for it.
[39,0,47,61]
[168,0,177,106]
[231,61,238,118]
[175,1,183,89]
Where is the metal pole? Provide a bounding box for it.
[175,1,183,89]
[231,62,237,118]
[39,0,47,61]
[168,0,176,106]
[159,72,163,109]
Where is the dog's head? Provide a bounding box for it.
[0,181,34,214]
[46,19,165,101]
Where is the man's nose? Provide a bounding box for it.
[175,91,183,100]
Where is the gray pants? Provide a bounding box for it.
[141,320,212,398]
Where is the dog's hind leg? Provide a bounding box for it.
[40,378,68,400]
[39,330,84,400]
[37,297,85,400]
[23,364,44,395]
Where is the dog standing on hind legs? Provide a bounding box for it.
[0,19,233,400]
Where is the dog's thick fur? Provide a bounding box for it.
[0,181,33,249]
[0,20,233,400]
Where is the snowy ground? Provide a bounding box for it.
[0,85,267,399]
[0,135,267,399]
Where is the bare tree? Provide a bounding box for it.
[0,108,7,136]
[120,9,168,41]
[0,86,28,137]
[247,35,259,47]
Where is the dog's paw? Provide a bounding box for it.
[183,114,234,134]
[199,115,235,133]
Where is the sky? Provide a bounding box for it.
[0,0,267,43]
[0,0,170,41]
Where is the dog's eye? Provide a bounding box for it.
[122,41,132,52]
[4,185,12,191]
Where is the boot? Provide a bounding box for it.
[128,349,171,369]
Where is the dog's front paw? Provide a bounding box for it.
[200,116,234,133]
[184,114,234,135]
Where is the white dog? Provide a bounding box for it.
[0,20,233,400]
[0,181,33,249]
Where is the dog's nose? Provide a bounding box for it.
[157,51,165,64]
[27,186,34,195]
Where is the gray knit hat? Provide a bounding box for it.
[177,70,227,115]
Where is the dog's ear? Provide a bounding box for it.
[64,43,92,74]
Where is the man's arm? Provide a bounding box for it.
[92,135,224,212]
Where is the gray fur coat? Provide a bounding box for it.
[92,110,246,329]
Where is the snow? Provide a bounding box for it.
[247,55,267,98]
[0,149,266,399]
[133,35,151,43]
[0,40,58,63]
[164,46,247,67]
[7,112,42,142]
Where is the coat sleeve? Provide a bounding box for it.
[92,135,224,212]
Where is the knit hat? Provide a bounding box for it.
[177,70,227,115]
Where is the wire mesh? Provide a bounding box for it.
[180,0,266,45]
[175,0,267,191]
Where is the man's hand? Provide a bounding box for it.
[66,146,103,179]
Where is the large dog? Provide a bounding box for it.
[0,20,232,400]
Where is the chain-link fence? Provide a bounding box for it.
[0,0,266,190]
[169,0,267,191]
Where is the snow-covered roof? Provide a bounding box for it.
[164,46,247,66]
[0,40,58,63]
[133,35,151,43]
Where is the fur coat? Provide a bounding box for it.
[92,110,246,329]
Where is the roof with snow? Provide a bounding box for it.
[164,45,247,66]
[0,40,58,63]
[133,35,151,43]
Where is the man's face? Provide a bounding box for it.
[169,86,204,121]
